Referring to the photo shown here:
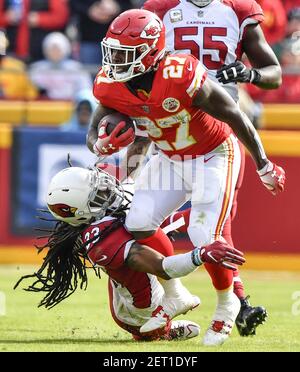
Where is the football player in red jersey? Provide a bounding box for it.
[86,8,285,345]
[15,166,246,341]
[142,0,283,337]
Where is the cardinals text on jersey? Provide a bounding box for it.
[143,0,264,101]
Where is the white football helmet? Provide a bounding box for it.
[46,167,126,226]
[187,0,213,7]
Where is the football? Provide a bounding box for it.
[99,112,135,137]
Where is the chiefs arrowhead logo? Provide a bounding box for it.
[145,25,159,37]
[141,20,162,39]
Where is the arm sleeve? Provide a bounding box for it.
[232,0,264,25]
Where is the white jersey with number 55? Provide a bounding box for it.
[143,0,264,101]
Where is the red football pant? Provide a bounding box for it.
[136,228,174,257]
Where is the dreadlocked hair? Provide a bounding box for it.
[14,199,131,310]
[14,219,90,309]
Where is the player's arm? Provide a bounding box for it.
[193,78,268,168]
[192,78,285,194]
[125,241,245,279]
[86,102,116,153]
[120,135,151,181]
[216,25,282,89]
[86,102,135,157]
[243,24,282,89]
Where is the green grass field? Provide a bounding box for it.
[0,265,300,352]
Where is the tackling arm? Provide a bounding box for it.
[125,241,245,279]
[126,243,169,279]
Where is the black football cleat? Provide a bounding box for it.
[235,296,268,337]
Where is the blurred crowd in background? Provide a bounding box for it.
[0,0,299,132]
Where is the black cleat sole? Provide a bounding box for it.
[236,307,268,337]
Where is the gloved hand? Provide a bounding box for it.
[192,240,245,270]
[216,61,261,84]
[257,160,286,196]
[93,121,135,156]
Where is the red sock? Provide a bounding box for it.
[137,228,174,257]
[233,270,245,300]
[160,208,191,233]
[204,263,234,291]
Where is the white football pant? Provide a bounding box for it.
[125,134,241,247]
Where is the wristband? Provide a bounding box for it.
[191,247,203,266]
[250,69,261,84]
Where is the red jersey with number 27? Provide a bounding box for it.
[93,54,231,158]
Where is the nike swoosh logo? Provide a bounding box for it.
[207,251,218,263]
[98,255,108,262]
[204,155,215,163]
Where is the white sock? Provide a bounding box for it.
[162,251,198,278]
[216,286,234,306]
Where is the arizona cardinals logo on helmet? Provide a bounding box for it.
[48,203,77,218]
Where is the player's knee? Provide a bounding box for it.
[125,207,158,232]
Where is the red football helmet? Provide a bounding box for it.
[101,9,166,82]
